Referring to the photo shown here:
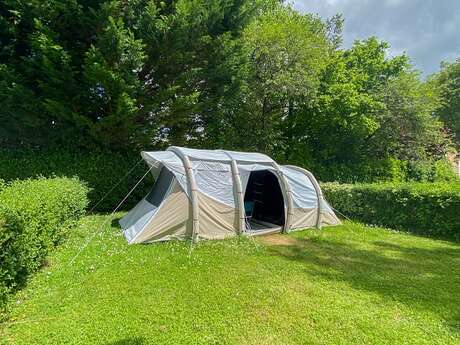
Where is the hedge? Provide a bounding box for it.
[0,177,89,308]
[322,182,460,240]
[0,149,153,212]
[1,149,457,211]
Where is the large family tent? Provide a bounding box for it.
[120,147,340,243]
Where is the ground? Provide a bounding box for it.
[1,214,459,345]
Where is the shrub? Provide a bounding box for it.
[406,159,458,182]
[0,149,153,212]
[0,177,89,308]
[322,182,460,240]
[290,157,408,184]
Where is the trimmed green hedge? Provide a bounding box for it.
[322,182,460,240]
[0,177,89,308]
[0,149,153,212]
[1,149,457,211]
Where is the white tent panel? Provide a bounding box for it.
[141,151,189,195]
[167,146,274,163]
[280,166,318,209]
[171,146,230,162]
[320,199,341,226]
[290,208,317,229]
[142,151,182,166]
[223,150,274,163]
[193,160,235,207]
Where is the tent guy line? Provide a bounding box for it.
[68,166,153,266]
[87,157,145,214]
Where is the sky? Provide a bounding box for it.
[292,0,460,76]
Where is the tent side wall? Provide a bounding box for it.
[196,192,238,240]
[281,165,341,230]
[121,166,175,243]
[129,180,192,243]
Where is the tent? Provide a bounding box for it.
[120,146,340,243]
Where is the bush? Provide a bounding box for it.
[406,159,458,182]
[0,177,89,307]
[0,149,153,212]
[315,158,408,183]
[322,182,460,240]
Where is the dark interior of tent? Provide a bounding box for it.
[145,167,173,207]
[243,170,285,231]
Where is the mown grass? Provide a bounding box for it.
[1,214,459,344]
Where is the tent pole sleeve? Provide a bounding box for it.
[221,153,245,234]
[284,165,323,229]
[271,163,294,233]
[168,147,200,242]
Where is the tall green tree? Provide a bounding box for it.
[431,59,460,149]
[0,0,264,149]
[286,37,449,180]
[210,5,330,153]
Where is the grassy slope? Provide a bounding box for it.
[1,215,459,345]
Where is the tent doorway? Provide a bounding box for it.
[243,170,285,233]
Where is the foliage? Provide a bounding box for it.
[405,158,458,182]
[218,6,330,152]
[1,214,459,344]
[284,38,450,174]
[312,157,408,183]
[322,181,460,239]
[0,0,267,150]
[430,58,460,149]
[0,148,454,216]
[0,149,152,212]
[0,0,455,183]
[0,177,89,308]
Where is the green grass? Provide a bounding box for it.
[1,214,459,344]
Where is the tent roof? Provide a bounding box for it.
[141,146,275,166]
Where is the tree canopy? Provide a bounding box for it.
[0,0,456,182]
[430,59,460,150]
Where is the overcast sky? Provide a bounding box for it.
[292,0,460,76]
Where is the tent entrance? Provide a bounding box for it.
[243,170,285,233]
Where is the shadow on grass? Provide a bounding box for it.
[111,217,122,229]
[107,337,145,345]
[265,235,460,333]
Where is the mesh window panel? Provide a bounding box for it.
[145,167,174,206]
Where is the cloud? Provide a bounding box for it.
[292,0,460,76]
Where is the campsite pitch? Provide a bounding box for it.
[1,214,459,345]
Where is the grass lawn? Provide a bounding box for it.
[1,214,459,345]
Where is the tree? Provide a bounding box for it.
[0,0,264,150]
[285,37,450,181]
[212,5,330,153]
[431,59,460,149]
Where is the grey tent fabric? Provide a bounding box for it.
[120,166,174,242]
[120,146,340,243]
[280,166,317,209]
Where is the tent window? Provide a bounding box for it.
[243,170,285,228]
[145,167,173,207]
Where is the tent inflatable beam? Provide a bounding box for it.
[167,146,200,242]
[220,151,245,234]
